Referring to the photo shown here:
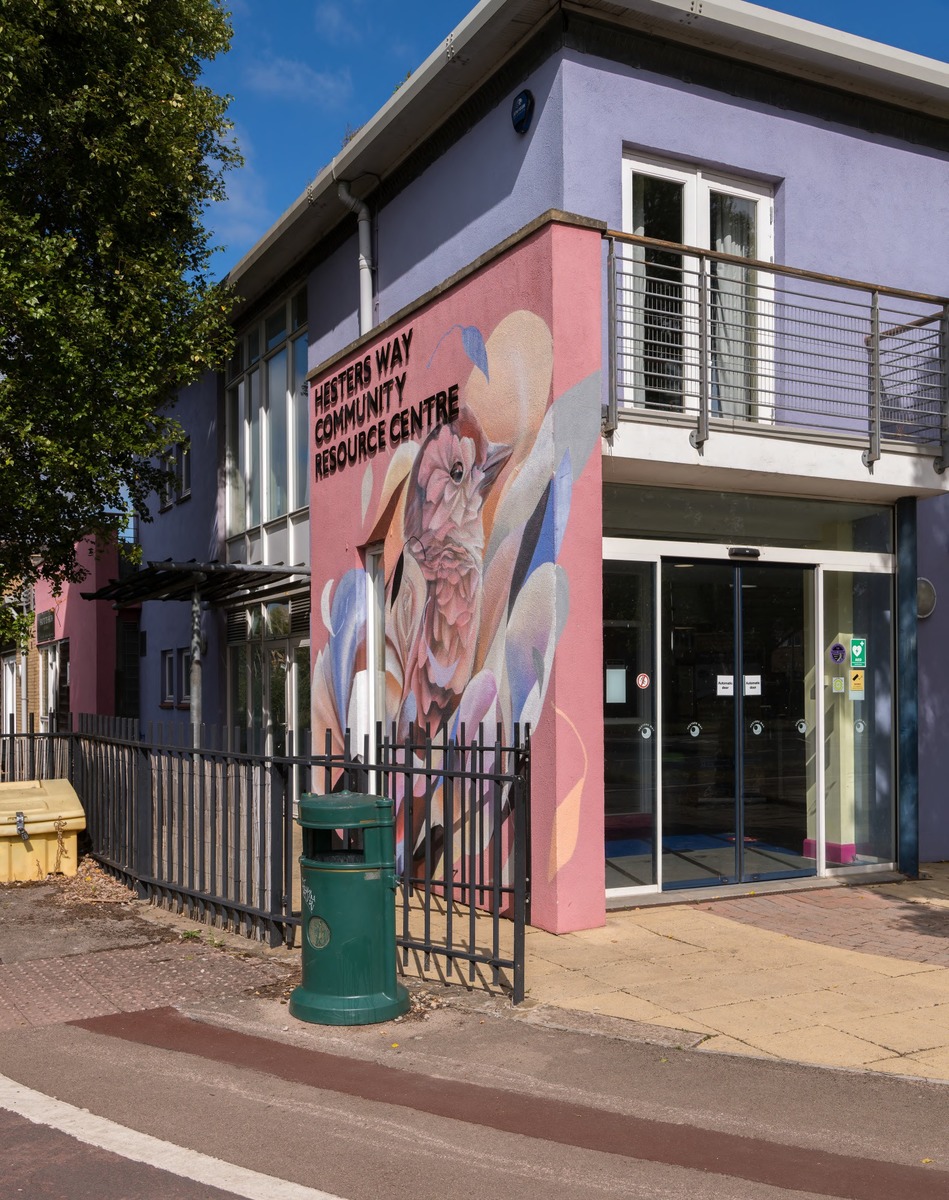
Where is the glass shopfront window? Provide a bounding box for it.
[822,571,895,868]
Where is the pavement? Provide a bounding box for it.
[524,864,949,1081]
[2,859,949,1085]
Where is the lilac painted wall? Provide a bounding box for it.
[312,43,949,369]
[559,51,949,294]
[137,373,225,732]
[309,55,566,368]
[917,494,949,860]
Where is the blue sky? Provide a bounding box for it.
[204,1,949,273]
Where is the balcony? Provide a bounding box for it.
[605,233,949,474]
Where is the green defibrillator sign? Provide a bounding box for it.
[851,638,866,669]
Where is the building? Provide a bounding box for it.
[1,537,128,734]
[124,0,949,932]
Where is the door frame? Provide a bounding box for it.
[603,536,895,897]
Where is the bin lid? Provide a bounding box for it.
[297,791,392,829]
[0,779,84,823]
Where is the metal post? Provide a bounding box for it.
[690,254,710,453]
[190,582,203,748]
[935,304,949,474]
[604,237,618,438]
[863,290,882,471]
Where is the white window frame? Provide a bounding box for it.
[178,649,191,705]
[160,649,175,705]
[620,154,775,422]
[225,288,308,541]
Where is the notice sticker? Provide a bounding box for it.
[850,669,865,697]
[717,675,734,697]
[851,638,867,668]
[832,677,845,694]
[744,675,762,697]
[605,668,626,705]
[636,672,650,690]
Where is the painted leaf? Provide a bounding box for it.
[329,570,366,732]
[460,324,489,381]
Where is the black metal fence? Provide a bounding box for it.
[0,715,530,1002]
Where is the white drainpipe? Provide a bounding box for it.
[336,181,374,336]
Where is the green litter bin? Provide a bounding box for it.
[289,791,409,1026]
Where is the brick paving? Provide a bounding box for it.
[694,885,949,965]
[0,939,293,1031]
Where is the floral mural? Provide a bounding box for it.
[310,250,601,890]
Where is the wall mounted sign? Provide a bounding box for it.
[851,638,866,668]
[830,643,846,665]
[36,609,55,644]
[605,667,626,704]
[717,675,734,696]
[744,675,761,696]
[511,89,535,134]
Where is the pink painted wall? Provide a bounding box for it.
[34,538,119,717]
[309,221,605,932]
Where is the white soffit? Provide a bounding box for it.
[577,0,949,115]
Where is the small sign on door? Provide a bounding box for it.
[744,675,762,696]
[605,667,626,704]
[717,675,734,696]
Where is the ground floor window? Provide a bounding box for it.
[38,640,69,731]
[227,598,310,756]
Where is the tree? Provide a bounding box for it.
[0,0,239,641]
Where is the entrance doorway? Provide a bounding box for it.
[604,557,816,890]
[661,560,813,886]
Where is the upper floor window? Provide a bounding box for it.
[159,437,192,511]
[620,156,773,418]
[226,287,309,535]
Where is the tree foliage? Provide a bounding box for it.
[0,0,238,639]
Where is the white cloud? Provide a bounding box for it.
[314,2,361,45]
[245,55,353,108]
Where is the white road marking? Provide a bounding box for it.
[0,1072,347,1200]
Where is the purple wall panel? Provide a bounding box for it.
[310,56,566,366]
[559,52,949,294]
[917,494,949,860]
[137,372,225,732]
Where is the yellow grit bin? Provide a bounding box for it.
[0,780,85,882]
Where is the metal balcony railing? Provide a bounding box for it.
[605,233,949,473]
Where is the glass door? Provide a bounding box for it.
[661,559,816,887]
[603,561,658,888]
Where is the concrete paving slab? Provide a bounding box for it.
[859,1055,949,1080]
[559,992,678,1023]
[842,1011,949,1056]
[694,1034,779,1060]
[526,866,949,1082]
[738,1025,889,1069]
